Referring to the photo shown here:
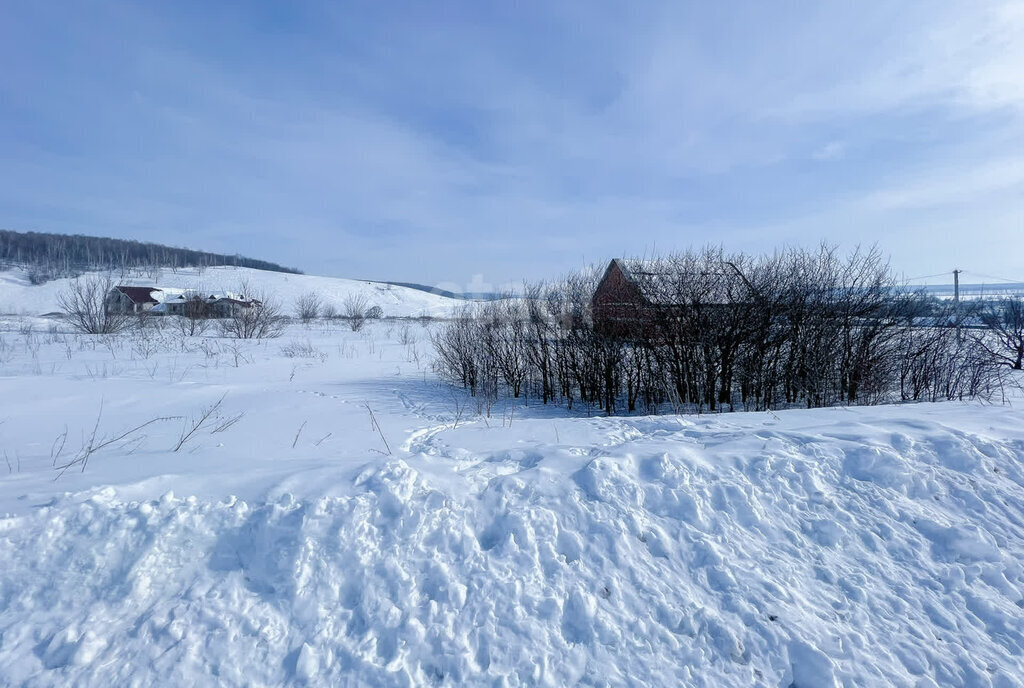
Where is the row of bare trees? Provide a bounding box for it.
[432,246,1017,415]
[293,292,383,330]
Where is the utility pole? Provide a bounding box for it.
[953,269,962,344]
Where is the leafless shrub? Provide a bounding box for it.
[294,292,322,323]
[20,326,42,359]
[174,394,226,452]
[0,335,12,365]
[176,290,212,336]
[280,339,327,361]
[344,294,369,331]
[398,323,415,346]
[131,328,162,359]
[364,402,391,455]
[218,283,285,339]
[50,426,68,466]
[223,342,252,367]
[134,308,154,330]
[54,402,176,477]
[58,274,134,334]
[432,305,481,395]
[212,411,245,434]
[978,296,1024,371]
[449,392,466,430]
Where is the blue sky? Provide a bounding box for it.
[1,1,1022,289]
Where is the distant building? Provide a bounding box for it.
[207,295,257,319]
[593,260,645,336]
[591,259,741,338]
[591,259,682,338]
[152,292,258,319]
[104,286,162,314]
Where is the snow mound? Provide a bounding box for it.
[3,411,1024,686]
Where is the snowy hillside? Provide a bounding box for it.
[1,319,1023,686]
[0,266,462,318]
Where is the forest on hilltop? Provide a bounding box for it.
[0,229,302,283]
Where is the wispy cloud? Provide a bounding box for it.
[812,142,847,162]
[761,3,1024,119]
[859,157,1024,212]
[0,0,1022,284]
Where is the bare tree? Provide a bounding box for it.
[979,297,1024,370]
[294,292,322,324]
[218,283,285,339]
[483,299,529,398]
[58,273,134,334]
[176,290,210,336]
[431,305,481,394]
[343,293,369,331]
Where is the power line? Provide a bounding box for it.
[961,270,1024,284]
[903,270,1024,285]
[903,271,953,282]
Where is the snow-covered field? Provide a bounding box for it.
[1,273,1024,687]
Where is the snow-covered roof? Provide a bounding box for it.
[114,285,162,305]
[163,291,247,303]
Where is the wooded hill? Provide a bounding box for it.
[0,229,302,283]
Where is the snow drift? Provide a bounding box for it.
[3,406,1024,686]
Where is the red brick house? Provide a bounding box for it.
[592,258,738,338]
[591,259,668,337]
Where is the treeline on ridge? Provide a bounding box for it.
[0,229,302,283]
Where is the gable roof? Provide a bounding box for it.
[114,286,162,305]
[602,259,740,307]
